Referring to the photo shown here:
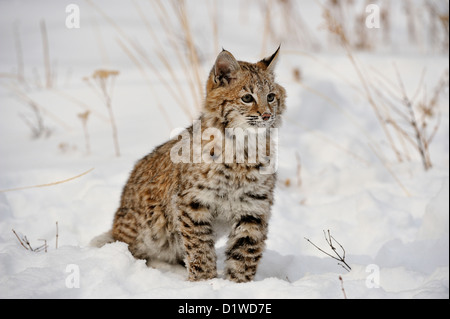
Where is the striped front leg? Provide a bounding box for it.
[178,201,217,281]
[225,214,268,283]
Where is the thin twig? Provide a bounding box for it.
[37,239,48,253]
[6,82,73,132]
[40,20,52,89]
[394,64,432,170]
[55,221,59,250]
[23,235,34,251]
[339,275,347,299]
[295,152,302,188]
[12,229,29,250]
[78,111,91,155]
[52,88,109,123]
[305,229,351,272]
[13,227,53,253]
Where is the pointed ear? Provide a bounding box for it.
[213,49,241,85]
[258,45,281,73]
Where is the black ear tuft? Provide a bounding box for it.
[259,45,281,73]
[213,50,241,86]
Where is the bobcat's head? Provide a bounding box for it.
[204,47,286,130]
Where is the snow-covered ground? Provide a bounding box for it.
[0,0,448,299]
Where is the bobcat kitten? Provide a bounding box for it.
[100,48,286,283]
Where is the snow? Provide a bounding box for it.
[0,0,448,299]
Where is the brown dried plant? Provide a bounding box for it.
[12,221,59,253]
[372,66,448,171]
[84,69,120,157]
[12,229,48,252]
[321,3,447,172]
[78,110,91,155]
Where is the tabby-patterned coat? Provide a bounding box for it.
[100,48,286,282]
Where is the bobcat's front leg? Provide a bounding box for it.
[178,200,217,281]
[225,214,268,283]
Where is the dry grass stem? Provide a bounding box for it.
[12,229,47,252]
[55,221,59,250]
[260,0,274,57]
[207,0,220,56]
[40,20,52,89]
[393,65,431,170]
[170,0,204,109]
[295,152,302,188]
[372,64,447,171]
[91,0,197,122]
[12,221,59,252]
[85,69,121,157]
[115,37,174,128]
[279,0,319,50]
[129,39,192,118]
[19,100,51,139]
[151,0,201,114]
[318,2,447,176]
[78,110,91,155]
[38,239,48,253]
[131,0,193,120]
[0,168,94,193]
[339,275,347,299]
[5,82,72,133]
[52,88,110,123]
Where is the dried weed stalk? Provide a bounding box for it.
[305,230,351,272]
[372,66,448,170]
[84,69,120,157]
[0,168,94,193]
[40,20,53,89]
[339,275,348,299]
[5,82,72,137]
[321,4,447,172]
[12,229,48,253]
[12,221,59,252]
[78,110,91,155]
[86,0,200,126]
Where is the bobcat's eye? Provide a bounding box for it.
[241,94,254,104]
[267,93,276,103]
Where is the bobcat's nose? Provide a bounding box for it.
[262,112,272,121]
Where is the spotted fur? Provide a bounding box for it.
[108,48,286,282]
